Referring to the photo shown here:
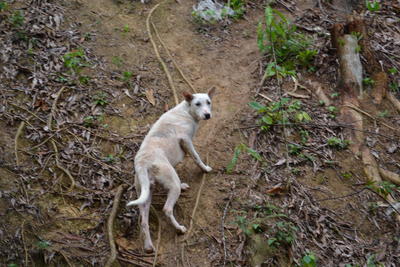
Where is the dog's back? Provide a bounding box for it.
[135,101,196,169]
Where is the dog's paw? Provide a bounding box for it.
[181,183,190,190]
[203,165,212,173]
[144,243,155,253]
[177,225,187,234]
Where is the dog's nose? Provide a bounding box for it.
[204,113,211,120]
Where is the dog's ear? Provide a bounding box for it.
[208,87,216,99]
[183,91,193,102]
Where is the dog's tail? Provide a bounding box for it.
[126,166,150,207]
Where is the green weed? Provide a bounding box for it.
[63,49,88,75]
[10,10,24,27]
[327,137,349,149]
[267,221,298,248]
[366,254,384,267]
[226,143,262,173]
[112,56,124,67]
[365,1,380,12]
[121,71,134,82]
[257,6,314,78]
[366,180,398,198]
[0,1,8,11]
[92,92,108,106]
[388,67,398,75]
[300,252,317,267]
[249,98,311,131]
[378,110,389,118]
[228,0,245,19]
[363,77,375,86]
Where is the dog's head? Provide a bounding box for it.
[183,87,216,121]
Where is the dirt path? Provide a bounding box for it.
[71,0,260,265]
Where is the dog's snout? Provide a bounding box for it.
[204,113,211,120]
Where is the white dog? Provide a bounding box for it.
[127,88,215,252]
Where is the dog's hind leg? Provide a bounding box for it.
[136,176,155,253]
[138,196,154,253]
[160,165,187,234]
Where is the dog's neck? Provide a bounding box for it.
[173,101,200,123]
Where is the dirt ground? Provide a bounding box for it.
[1,0,400,266]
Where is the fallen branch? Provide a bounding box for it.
[15,121,26,166]
[105,184,127,267]
[46,87,76,191]
[21,220,29,267]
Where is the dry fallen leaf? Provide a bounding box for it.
[145,89,156,106]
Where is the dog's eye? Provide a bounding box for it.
[195,102,201,106]
[207,101,211,105]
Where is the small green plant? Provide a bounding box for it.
[330,92,340,98]
[123,24,130,33]
[112,56,124,67]
[10,10,24,27]
[366,254,384,267]
[104,154,116,164]
[63,49,88,75]
[36,240,51,249]
[365,1,380,12]
[299,130,309,145]
[341,172,352,180]
[366,180,398,197]
[351,31,363,41]
[92,92,108,106]
[297,49,317,69]
[327,105,338,118]
[121,71,134,82]
[226,143,262,173]
[228,0,245,19]
[257,6,313,78]
[249,98,311,131]
[389,82,399,93]
[288,143,302,156]
[363,77,375,86]
[267,221,298,248]
[327,137,349,149]
[0,1,8,11]
[378,110,389,118]
[300,252,317,267]
[355,45,361,53]
[79,75,90,84]
[388,67,398,75]
[83,115,104,127]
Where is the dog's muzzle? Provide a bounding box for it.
[204,113,211,120]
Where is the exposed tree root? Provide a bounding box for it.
[332,16,400,222]
[379,168,400,186]
[146,1,179,105]
[105,184,127,267]
[151,21,197,94]
[387,92,400,113]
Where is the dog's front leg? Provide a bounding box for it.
[180,138,212,172]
